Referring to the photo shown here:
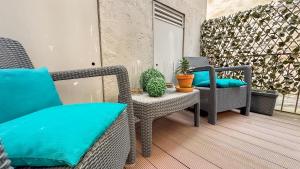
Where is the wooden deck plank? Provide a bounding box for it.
[128,111,300,169]
[200,124,300,169]
[136,138,188,169]
[204,121,300,161]
[164,112,300,169]
[217,112,300,146]
[246,115,300,135]
[220,116,300,144]
[152,130,220,169]
[125,153,157,169]
[153,128,253,169]
[223,111,300,136]
[219,121,300,150]
[154,119,284,169]
[251,112,300,127]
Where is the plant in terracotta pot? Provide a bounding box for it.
[176,57,194,89]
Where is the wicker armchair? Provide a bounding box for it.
[186,57,252,125]
[0,37,136,169]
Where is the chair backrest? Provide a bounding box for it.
[185,56,210,68]
[0,37,34,69]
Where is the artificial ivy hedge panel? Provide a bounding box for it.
[200,0,300,94]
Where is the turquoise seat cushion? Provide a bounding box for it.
[0,67,62,123]
[195,78,247,88]
[0,103,127,167]
[192,71,217,86]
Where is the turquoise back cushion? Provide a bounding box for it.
[0,103,127,167]
[193,71,217,86]
[0,68,62,123]
[195,78,247,88]
[193,71,209,86]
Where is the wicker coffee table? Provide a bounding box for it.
[132,88,200,157]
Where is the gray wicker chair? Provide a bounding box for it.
[186,57,252,125]
[0,37,136,169]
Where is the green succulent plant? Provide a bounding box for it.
[146,77,166,97]
[140,68,165,92]
[176,57,191,74]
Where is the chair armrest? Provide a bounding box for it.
[50,65,132,106]
[51,65,128,81]
[51,65,136,163]
[214,65,251,72]
[50,65,131,103]
[189,65,212,72]
[215,65,252,84]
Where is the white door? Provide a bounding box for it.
[0,0,103,103]
[153,2,184,83]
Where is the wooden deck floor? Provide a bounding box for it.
[125,111,300,169]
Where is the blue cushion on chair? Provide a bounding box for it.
[0,103,127,167]
[193,71,217,86]
[226,78,247,87]
[195,78,247,88]
[0,67,62,123]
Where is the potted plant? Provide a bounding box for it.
[176,57,194,90]
[250,89,279,116]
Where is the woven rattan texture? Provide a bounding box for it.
[186,57,252,125]
[0,37,136,168]
[0,38,33,69]
[132,89,200,157]
[0,144,13,169]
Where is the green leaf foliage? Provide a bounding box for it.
[140,68,165,92]
[200,0,300,95]
[146,77,167,97]
[176,57,191,74]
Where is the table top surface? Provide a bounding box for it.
[132,88,199,104]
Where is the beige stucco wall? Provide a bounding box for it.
[0,0,207,101]
[207,0,272,19]
[99,0,207,100]
[0,0,105,104]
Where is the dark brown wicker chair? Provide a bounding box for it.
[0,37,136,169]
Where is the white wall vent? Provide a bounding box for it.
[153,1,184,28]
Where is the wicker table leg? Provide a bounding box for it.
[140,118,153,157]
[194,103,200,127]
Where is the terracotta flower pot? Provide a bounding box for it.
[176,74,194,88]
